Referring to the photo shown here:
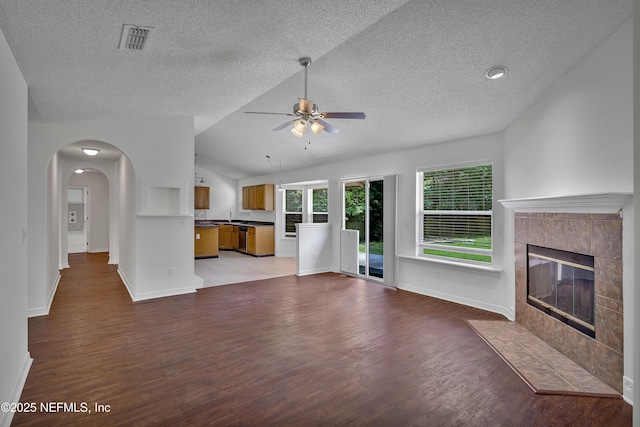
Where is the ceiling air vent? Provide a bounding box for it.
[118,24,154,51]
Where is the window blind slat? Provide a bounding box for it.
[421,164,493,262]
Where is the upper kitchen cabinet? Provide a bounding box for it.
[195,186,210,210]
[242,184,274,210]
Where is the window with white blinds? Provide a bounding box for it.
[312,188,328,223]
[419,163,493,264]
[284,189,303,237]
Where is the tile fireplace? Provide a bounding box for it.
[514,211,623,392]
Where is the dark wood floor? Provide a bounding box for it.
[13,253,631,426]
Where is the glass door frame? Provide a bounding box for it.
[342,176,385,282]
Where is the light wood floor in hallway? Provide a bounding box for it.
[13,253,632,426]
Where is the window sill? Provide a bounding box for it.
[398,255,503,277]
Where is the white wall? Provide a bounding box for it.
[194,165,237,220]
[116,154,136,295]
[504,19,634,404]
[633,2,640,423]
[28,116,197,306]
[0,24,31,427]
[296,223,333,275]
[504,19,633,199]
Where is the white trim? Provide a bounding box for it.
[193,274,204,290]
[0,352,33,427]
[498,193,632,213]
[117,268,196,301]
[296,267,333,276]
[117,267,135,301]
[622,375,633,405]
[398,281,512,319]
[136,215,193,219]
[399,254,502,277]
[27,272,61,318]
[131,286,196,302]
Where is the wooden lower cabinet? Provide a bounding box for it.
[247,226,274,256]
[218,224,233,249]
[232,226,239,250]
[195,227,218,258]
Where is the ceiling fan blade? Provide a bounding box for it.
[272,120,294,131]
[320,112,366,120]
[245,111,296,117]
[316,118,339,134]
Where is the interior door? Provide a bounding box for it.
[67,186,88,253]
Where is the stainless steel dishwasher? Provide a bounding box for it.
[238,226,248,253]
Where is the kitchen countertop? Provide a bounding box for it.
[195,220,274,228]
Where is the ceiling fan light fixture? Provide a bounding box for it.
[291,127,304,138]
[82,148,100,156]
[310,121,324,136]
[293,119,307,133]
[485,66,507,79]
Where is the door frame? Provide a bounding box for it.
[341,174,397,286]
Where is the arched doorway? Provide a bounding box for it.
[55,140,129,269]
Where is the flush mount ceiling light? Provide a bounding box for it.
[75,169,85,174]
[82,148,100,156]
[485,66,508,80]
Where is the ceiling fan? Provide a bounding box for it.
[245,57,365,137]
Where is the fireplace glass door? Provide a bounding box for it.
[527,245,595,337]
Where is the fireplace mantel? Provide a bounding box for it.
[498,193,632,215]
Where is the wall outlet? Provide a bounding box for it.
[168,268,175,277]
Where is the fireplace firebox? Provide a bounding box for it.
[527,245,595,338]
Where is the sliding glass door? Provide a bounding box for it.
[343,177,394,282]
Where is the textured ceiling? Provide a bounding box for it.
[0,0,632,179]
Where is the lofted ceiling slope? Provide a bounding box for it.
[0,0,632,179]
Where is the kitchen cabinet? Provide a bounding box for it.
[247,226,274,256]
[232,225,239,250]
[241,184,274,210]
[195,227,218,258]
[194,186,210,210]
[218,224,233,250]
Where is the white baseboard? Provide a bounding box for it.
[398,282,512,319]
[622,376,633,405]
[132,286,196,301]
[296,267,332,276]
[194,274,204,289]
[277,252,296,258]
[0,352,33,427]
[27,272,61,318]
[88,248,108,253]
[117,268,196,301]
[117,268,135,301]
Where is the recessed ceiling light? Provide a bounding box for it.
[75,169,85,174]
[485,66,507,80]
[82,148,100,156]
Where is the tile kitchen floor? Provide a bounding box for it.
[195,250,296,287]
